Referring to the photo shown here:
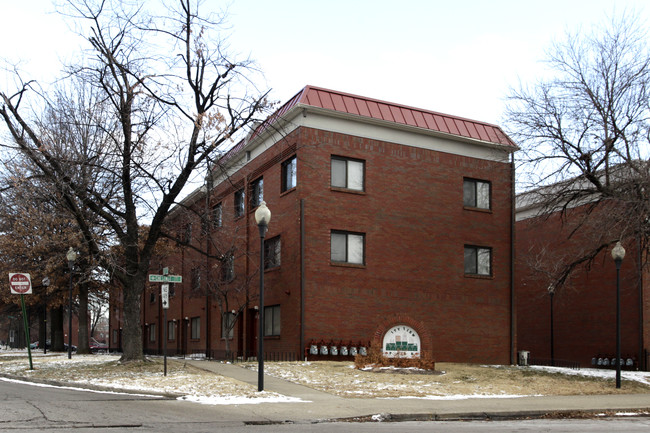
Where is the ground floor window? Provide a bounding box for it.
[148,323,156,342]
[167,320,176,341]
[191,316,200,339]
[222,312,235,339]
[264,305,281,337]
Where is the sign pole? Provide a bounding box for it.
[20,294,33,370]
[163,307,168,376]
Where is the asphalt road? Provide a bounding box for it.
[2,377,650,432]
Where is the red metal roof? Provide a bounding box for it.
[220,85,516,164]
[295,85,515,147]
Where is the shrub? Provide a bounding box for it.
[354,344,435,370]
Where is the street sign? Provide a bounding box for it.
[161,284,169,309]
[148,274,182,283]
[9,273,32,295]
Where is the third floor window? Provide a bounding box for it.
[331,156,364,191]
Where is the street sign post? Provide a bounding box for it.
[150,275,178,376]
[161,284,169,376]
[8,273,33,370]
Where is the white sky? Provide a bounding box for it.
[1,0,648,126]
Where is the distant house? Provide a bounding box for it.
[110,85,518,364]
[516,182,649,370]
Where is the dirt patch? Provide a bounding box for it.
[243,361,650,398]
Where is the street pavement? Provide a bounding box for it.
[183,360,650,423]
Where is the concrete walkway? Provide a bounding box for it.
[186,360,650,423]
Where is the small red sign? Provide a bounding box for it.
[9,273,32,295]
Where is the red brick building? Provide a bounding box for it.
[110,86,518,364]
[516,194,649,370]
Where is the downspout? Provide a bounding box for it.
[300,199,305,360]
[510,152,516,365]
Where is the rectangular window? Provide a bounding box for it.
[191,267,201,292]
[463,178,491,209]
[281,156,297,192]
[150,292,156,303]
[221,253,235,281]
[183,223,192,243]
[167,321,176,341]
[222,312,235,339]
[331,156,364,191]
[234,189,245,218]
[250,177,264,208]
[149,323,156,342]
[212,203,222,228]
[331,231,365,265]
[264,236,281,269]
[190,317,200,339]
[264,305,281,337]
[464,245,492,276]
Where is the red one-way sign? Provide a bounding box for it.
[9,273,32,295]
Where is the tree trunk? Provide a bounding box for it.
[51,307,64,351]
[120,276,144,361]
[77,283,90,354]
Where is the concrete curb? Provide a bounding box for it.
[0,373,182,399]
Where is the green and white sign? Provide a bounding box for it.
[382,325,420,358]
[148,274,182,283]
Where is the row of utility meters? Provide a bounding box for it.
[307,341,369,357]
[591,356,637,369]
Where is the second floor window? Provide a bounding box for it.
[331,230,365,265]
[221,253,235,282]
[250,177,264,208]
[264,236,281,269]
[464,245,492,276]
[463,178,491,209]
[234,189,245,217]
[282,156,297,192]
[331,156,364,191]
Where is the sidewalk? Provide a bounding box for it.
[186,360,650,422]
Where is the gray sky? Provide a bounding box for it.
[1,0,648,125]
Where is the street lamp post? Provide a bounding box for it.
[254,201,271,392]
[611,241,625,389]
[66,247,77,360]
[548,285,555,367]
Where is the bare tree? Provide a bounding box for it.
[0,0,270,361]
[506,11,650,288]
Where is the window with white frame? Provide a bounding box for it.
[463,178,491,210]
[331,156,364,191]
[264,305,281,337]
[264,236,281,269]
[464,245,492,276]
[281,156,297,192]
[250,177,264,208]
[190,317,200,339]
[222,312,235,339]
[331,230,365,265]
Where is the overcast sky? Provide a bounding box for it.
[1,0,648,126]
